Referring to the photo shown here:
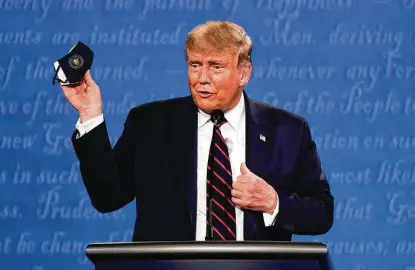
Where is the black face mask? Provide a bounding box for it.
[52,41,94,86]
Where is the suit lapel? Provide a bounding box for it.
[244,92,276,240]
[169,97,198,239]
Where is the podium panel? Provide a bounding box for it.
[86,241,334,270]
[95,259,322,270]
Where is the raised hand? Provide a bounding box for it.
[60,70,102,123]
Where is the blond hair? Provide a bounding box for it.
[185,21,253,67]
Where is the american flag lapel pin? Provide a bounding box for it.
[260,134,266,142]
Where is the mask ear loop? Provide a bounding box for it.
[52,63,85,87]
[52,65,63,84]
[52,65,68,85]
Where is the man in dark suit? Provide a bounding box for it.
[62,21,334,242]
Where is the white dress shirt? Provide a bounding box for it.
[75,94,279,240]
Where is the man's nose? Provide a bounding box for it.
[199,66,210,83]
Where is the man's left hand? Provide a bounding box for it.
[231,163,278,214]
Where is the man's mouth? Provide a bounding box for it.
[198,91,214,98]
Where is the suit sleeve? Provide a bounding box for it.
[71,109,137,213]
[273,120,334,235]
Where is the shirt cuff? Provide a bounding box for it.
[75,114,104,139]
[263,192,279,227]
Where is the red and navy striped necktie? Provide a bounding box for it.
[206,110,236,240]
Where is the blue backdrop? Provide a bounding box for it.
[1,0,414,269]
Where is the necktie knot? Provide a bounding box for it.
[210,109,227,127]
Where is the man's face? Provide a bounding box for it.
[186,47,250,114]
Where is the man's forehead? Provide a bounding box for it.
[187,47,238,60]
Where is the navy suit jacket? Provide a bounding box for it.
[71,92,334,241]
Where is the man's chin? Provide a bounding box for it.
[193,99,218,114]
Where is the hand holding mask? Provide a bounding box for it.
[53,41,102,123]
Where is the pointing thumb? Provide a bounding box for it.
[240,163,252,175]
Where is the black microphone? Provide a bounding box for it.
[205,197,214,241]
[211,109,223,125]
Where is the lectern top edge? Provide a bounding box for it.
[85,241,329,263]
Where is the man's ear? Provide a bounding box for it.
[239,62,252,87]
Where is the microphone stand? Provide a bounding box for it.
[205,198,214,241]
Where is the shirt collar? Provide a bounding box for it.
[198,93,245,130]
